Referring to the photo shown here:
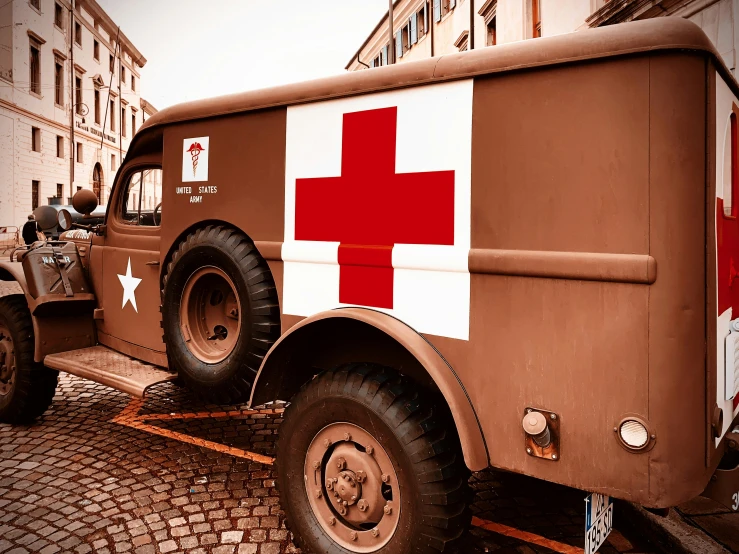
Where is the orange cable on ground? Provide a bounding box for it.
[471,516,584,554]
[112,397,275,465]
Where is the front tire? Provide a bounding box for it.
[162,225,280,404]
[277,364,471,554]
[0,294,58,423]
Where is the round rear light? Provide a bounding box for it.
[619,419,649,449]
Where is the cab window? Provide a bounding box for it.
[120,168,163,227]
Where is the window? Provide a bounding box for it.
[54,57,64,106]
[56,136,63,158]
[54,3,64,28]
[121,65,126,84]
[56,184,63,198]
[75,74,82,114]
[94,88,100,124]
[31,127,40,152]
[121,106,126,137]
[111,154,116,171]
[30,0,39,10]
[434,0,455,22]
[76,142,83,163]
[109,53,114,73]
[487,16,497,46]
[74,22,82,45]
[121,169,163,226]
[131,111,136,136]
[32,181,39,210]
[29,39,40,95]
[110,99,116,131]
[532,0,541,38]
[415,5,427,41]
[93,40,99,61]
[131,75,135,92]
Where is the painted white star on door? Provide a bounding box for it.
[117,257,142,312]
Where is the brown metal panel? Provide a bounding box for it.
[160,108,287,262]
[647,53,709,506]
[470,57,650,254]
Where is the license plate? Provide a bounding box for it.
[585,493,613,554]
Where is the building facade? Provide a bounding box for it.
[0,0,156,230]
[347,0,738,80]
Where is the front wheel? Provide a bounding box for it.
[277,364,471,554]
[0,294,58,423]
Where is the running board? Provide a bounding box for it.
[44,345,176,397]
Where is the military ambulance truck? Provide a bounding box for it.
[1,18,738,554]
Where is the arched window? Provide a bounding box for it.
[92,162,103,203]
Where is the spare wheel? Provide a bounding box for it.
[161,225,280,404]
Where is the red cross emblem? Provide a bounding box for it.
[294,107,455,309]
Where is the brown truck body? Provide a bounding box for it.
[2,18,737,512]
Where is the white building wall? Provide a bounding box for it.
[0,0,150,231]
[541,0,592,38]
[686,0,736,73]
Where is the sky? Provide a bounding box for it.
[96,0,390,111]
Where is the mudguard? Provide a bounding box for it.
[249,307,489,471]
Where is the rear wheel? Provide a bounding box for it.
[162,225,280,404]
[0,294,58,423]
[277,364,471,554]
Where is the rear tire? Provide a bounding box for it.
[0,294,58,423]
[277,364,471,554]
[161,225,280,404]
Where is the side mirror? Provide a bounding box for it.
[58,209,73,231]
[72,188,98,216]
[32,205,59,232]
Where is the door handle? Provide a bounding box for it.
[145,260,160,266]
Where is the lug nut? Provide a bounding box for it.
[383,504,392,515]
[358,499,368,512]
[315,490,322,499]
[323,438,332,448]
[371,528,379,537]
[312,460,321,470]
[336,457,346,470]
[356,470,366,483]
[381,474,390,483]
[350,531,358,541]
[326,479,334,491]
[338,505,347,515]
[344,432,352,441]
[366,445,374,455]
[328,516,336,526]
[351,495,357,502]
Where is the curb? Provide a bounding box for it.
[618,501,731,554]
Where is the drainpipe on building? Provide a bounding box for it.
[118,42,122,168]
[68,0,75,202]
[388,0,394,64]
[430,1,434,57]
[469,0,475,50]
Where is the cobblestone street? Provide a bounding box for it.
[0,370,658,554]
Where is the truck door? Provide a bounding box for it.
[97,164,166,364]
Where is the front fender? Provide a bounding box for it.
[249,307,489,471]
[0,260,29,294]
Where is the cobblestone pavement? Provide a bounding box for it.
[0,279,662,554]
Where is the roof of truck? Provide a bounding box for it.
[138,18,720,134]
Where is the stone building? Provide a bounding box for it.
[346,0,738,79]
[0,0,157,230]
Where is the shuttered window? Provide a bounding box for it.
[32,181,39,210]
[434,0,441,22]
[410,13,418,45]
[54,56,64,106]
[396,31,402,59]
[29,39,41,95]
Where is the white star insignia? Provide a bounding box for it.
[117,257,142,313]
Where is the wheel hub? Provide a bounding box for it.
[179,266,242,364]
[0,325,15,396]
[305,422,400,552]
